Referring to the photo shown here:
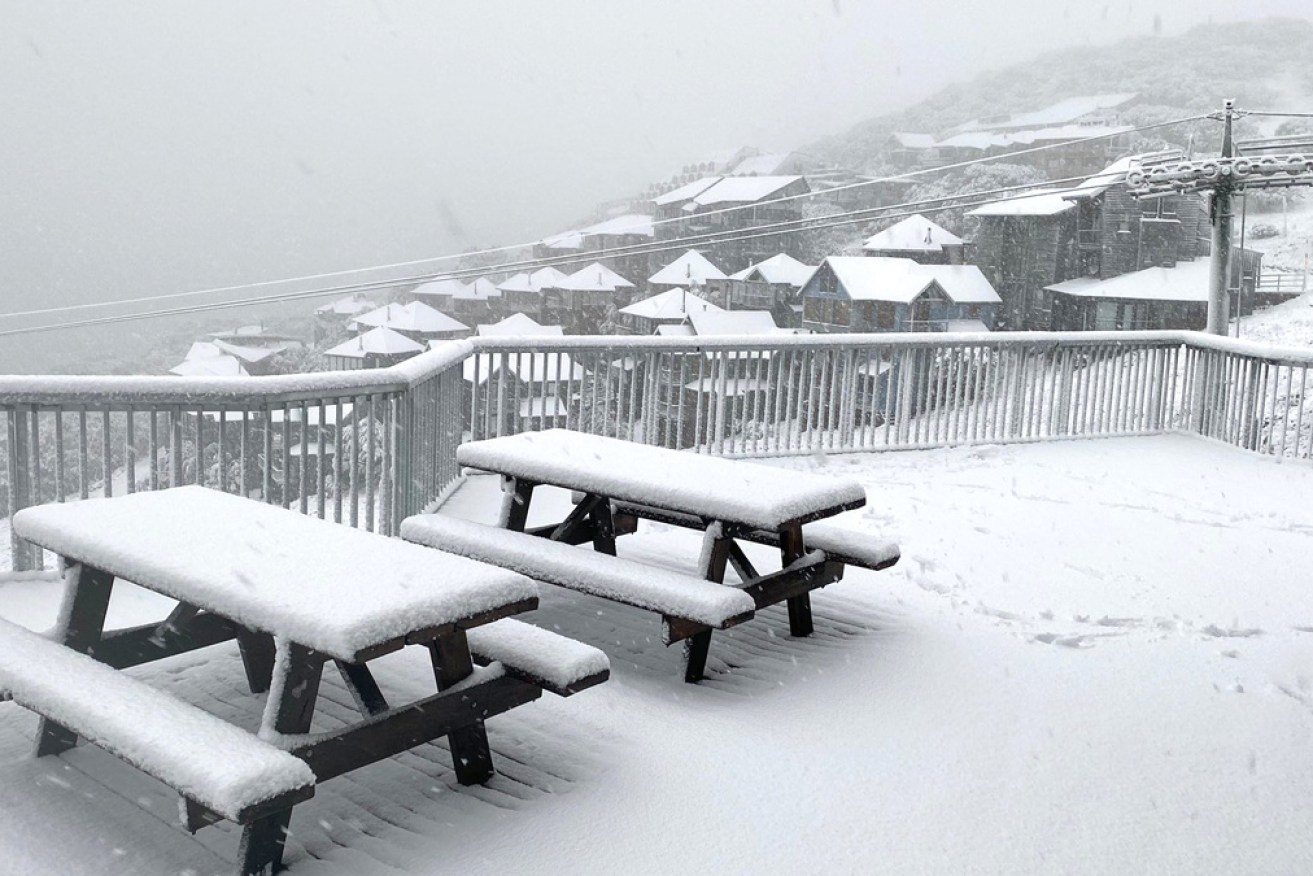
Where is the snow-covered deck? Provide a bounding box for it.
[1,434,1311,873]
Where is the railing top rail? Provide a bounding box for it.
[1177,331,1313,367]
[468,330,1191,354]
[0,340,472,407]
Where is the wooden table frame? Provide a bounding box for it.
[35,555,544,875]
[497,475,861,682]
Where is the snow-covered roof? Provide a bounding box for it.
[620,288,725,321]
[1065,156,1137,199]
[653,176,722,206]
[936,124,1133,152]
[212,339,285,364]
[579,214,654,238]
[821,257,1001,304]
[324,326,425,359]
[692,175,803,206]
[727,153,796,176]
[169,356,248,377]
[475,313,564,337]
[411,278,467,299]
[684,376,770,396]
[687,310,781,337]
[655,323,695,337]
[562,262,634,292]
[1045,258,1210,302]
[315,294,378,316]
[891,132,937,149]
[945,318,991,333]
[518,396,569,418]
[955,93,1138,133]
[730,253,816,287]
[352,302,468,334]
[540,230,584,250]
[649,250,727,286]
[184,341,223,361]
[863,214,965,253]
[966,189,1078,218]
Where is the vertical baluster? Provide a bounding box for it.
[365,395,376,532]
[349,396,361,527]
[217,408,228,494]
[148,410,159,492]
[316,402,327,519]
[239,410,249,499]
[298,401,310,515]
[1296,364,1310,458]
[54,410,66,502]
[333,400,344,522]
[262,406,274,504]
[125,409,135,494]
[79,408,90,499]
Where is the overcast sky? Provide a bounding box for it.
[3,0,1312,331]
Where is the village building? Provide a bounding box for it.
[966,155,1261,331]
[651,175,810,271]
[648,250,729,307]
[323,326,425,370]
[1045,258,1222,331]
[350,301,470,343]
[863,214,969,264]
[725,253,816,327]
[800,257,1001,334]
[535,214,654,290]
[313,293,378,343]
[462,318,582,435]
[209,325,303,349]
[169,342,250,378]
[447,275,503,324]
[496,267,569,323]
[618,286,725,335]
[409,278,467,314]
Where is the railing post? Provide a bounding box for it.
[6,406,36,571]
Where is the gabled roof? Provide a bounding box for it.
[467,277,502,299]
[411,278,467,299]
[1064,156,1136,200]
[170,355,249,377]
[1045,258,1209,302]
[966,189,1078,218]
[620,288,724,321]
[687,310,782,336]
[692,175,803,206]
[954,93,1138,133]
[891,132,936,149]
[562,262,634,292]
[818,257,1001,304]
[315,294,378,316]
[184,341,224,361]
[580,214,654,237]
[540,229,585,250]
[649,250,727,286]
[653,176,722,206]
[863,214,964,253]
[727,153,797,176]
[324,326,425,358]
[212,339,285,364]
[352,301,468,334]
[729,253,816,287]
[475,313,564,337]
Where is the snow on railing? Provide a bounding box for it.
[2,330,1311,572]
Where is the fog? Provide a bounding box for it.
[2,0,1310,364]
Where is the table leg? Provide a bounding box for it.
[499,476,535,532]
[779,524,813,637]
[236,628,276,694]
[36,562,114,757]
[685,531,733,683]
[428,630,494,784]
[241,642,324,875]
[589,499,617,556]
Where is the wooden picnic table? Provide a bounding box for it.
[447,429,893,682]
[6,485,608,875]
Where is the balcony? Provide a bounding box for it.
[1,330,1311,872]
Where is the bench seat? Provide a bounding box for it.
[0,617,315,824]
[467,618,610,696]
[608,500,901,572]
[400,515,757,638]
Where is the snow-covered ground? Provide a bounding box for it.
[1,434,1312,874]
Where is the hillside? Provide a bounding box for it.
[812,18,1313,172]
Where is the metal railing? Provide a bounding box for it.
[0,342,470,569]
[3,330,1312,571]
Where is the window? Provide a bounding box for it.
[876,302,896,329]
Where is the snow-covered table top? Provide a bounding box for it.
[457,429,866,531]
[13,486,538,661]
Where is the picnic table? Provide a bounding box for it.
[402,429,899,683]
[2,485,608,875]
